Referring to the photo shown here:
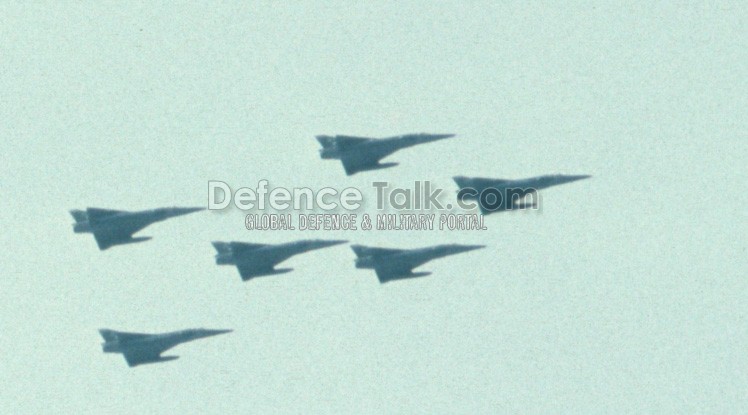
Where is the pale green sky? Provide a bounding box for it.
[1,2,746,414]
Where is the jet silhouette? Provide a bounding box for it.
[316,133,455,175]
[99,328,232,367]
[213,239,348,281]
[352,243,485,283]
[453,174,591,214]
[71,206,204,250]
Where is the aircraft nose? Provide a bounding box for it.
[558,174,592,185]
[171,207,206,216]
[203,329,233,337]
[461,244,486,251]
[181,207,206,214]
[319,239,349,247]
[431,133,456,140]
[451,244,486,253]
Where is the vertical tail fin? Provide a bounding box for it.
[70,210,88,223]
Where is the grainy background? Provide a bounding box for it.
[1,2,746,413]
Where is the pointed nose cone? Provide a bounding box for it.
[167,207,206,218]
[199,329,233,338]
[315,239,349,249]
[423,133,456,142]
[453,244,486,254]
[176,206,206,215]
[435,244,485,256]
[551,174,592,186]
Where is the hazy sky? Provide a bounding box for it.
[2,2,746,414]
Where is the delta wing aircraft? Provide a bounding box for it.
[71,206,204,250]
[453,174,591,214]
[352,243,485,283]
[99,328,232,367]
[316,133,455,175]
[213,239,348,281]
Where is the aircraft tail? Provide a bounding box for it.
[452,176,474,190]
[98,329,119,342]
[212,241,232,255]
[350,245,370,258]
[70,210,88,223]
[316,135,336,149]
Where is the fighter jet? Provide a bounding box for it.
[99,328,232,367]
[352,243,485,283]
[213,239,348,281]
[70,206,204,250]
[316,133,455,175]
[453,174,591,215]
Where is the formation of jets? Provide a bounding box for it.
[76,132,590,367]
